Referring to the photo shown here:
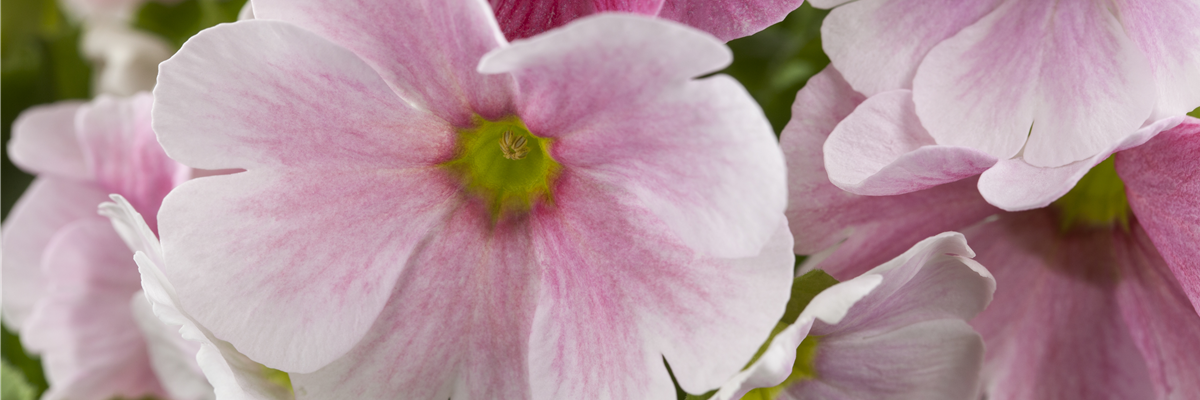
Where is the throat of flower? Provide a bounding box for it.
[1052,156,1131,230]
[441,115,560,218]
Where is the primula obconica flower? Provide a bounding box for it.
[152,1,792,398]
[1,94,198,400]
[488,0,804,41]
[787,67,1200,400]
[715,233,995,400]
[101,195,294,400]
[807,0,1200,211]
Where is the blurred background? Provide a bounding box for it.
[0,1,831,397]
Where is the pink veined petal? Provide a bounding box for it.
[1113,225,1200,400]
[1,178,110,328]
[824,90,997,195]
[979,116,1185,211]
[490,0,663,40]
[290,202,538,400]
[1118,0,1200,118]
[22,218,166,400]
[158,168,460,373]
[913,0,1156,167]
[481,14,784,259]
[7,101,89,180]
[154,20,455,172]
[783,67,998,280]
[526,171,792,399]
[965,211,1156,400]
[1116,118,1200,313]
[253,0,516,126]
[820,0,1000,95]
[786,319,984,400]
[130,294,211,400]
[76,93,183,231]
[657,0,803,41]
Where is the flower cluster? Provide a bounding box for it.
[1,0,1196,399]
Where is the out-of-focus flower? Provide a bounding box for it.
[1,94,195,400]
[488,0,804,40]
[101,195,294,400]
[809,0,1200,211]
[714,233,994,400]
[82,19,174,96]
[787,67,1200,400]
[152,1,791,398]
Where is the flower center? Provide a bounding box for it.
[1052,157,1130,230]
[441,115,561,217]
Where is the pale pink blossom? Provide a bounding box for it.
[82,19,173,96]
[1,93,198,400]
[486,0,804,40]
[809,0,1200,210]
[152,1,792,398]
[715,233,994,400]
[787,67,1200,400]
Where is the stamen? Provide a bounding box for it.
[501,130,530,160]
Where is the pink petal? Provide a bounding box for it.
[22,218,166,400]
[820,0,999,95]
[979,116,1185,211]
[1116,118,1200,313]
[490,0,662,40]
[130,295,211,400]
[253,0,515,126]
[290,203,537,400]
[657,0,803,41]
[76,93,184,230]
[7,101,89,180]
[783,67,998,280]
[481,14,784,258]
[965,211,1156,400]
[824,90,996,195]
[1114,225,1200,399]
[158,169,460,373]
[913,0,1156,167]
[526,171,793,398]
[154,20,455,171]
[1,178,110,328]
[1118,0,1200,118]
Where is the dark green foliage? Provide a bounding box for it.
[133,0,247,49]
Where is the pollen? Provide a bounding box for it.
[441,116,560,218]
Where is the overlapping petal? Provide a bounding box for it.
[6,101,89,180]
[1118,0,1200,118]
[657,0,804,41]
[253,0,515,126]
[481,14,783,258]
[490,0,662,40]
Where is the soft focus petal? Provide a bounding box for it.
[254,0,515,126]
[482,14,783,258]
[130,294,211,400]
[657,0,803,41]
[526,172,792,398]
[824,90,996,195]
[154,20,454,171]
[158,169,459,372]
[1114,225,1200,399]
[1116,118,1200,312]
[81,20,172,96]
[820,0,999,95]
[980,116,1185,211]
[913,0,1156,167]
[783,67,998,280]
[7,101,89,180]
[490,0,661,40]
[291,203,537,400]
[966,211,1156,400]
[1,179,110,328]
[22,218,165,400]
[1119,0,1200,118]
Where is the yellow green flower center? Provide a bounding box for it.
[1052,157,1130,230]
[441,115,561,218]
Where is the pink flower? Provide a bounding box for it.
[488,0,804,41]
[809,0,1200,210]
[1,94,194,400]
[787,67,1200,400]
[714,232,995,400]
[152,0,792,398]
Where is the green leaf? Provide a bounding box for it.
[780,270,840,325]
[2,359,36,400]
[133,0,246,49]
[1189,106,1200,118]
